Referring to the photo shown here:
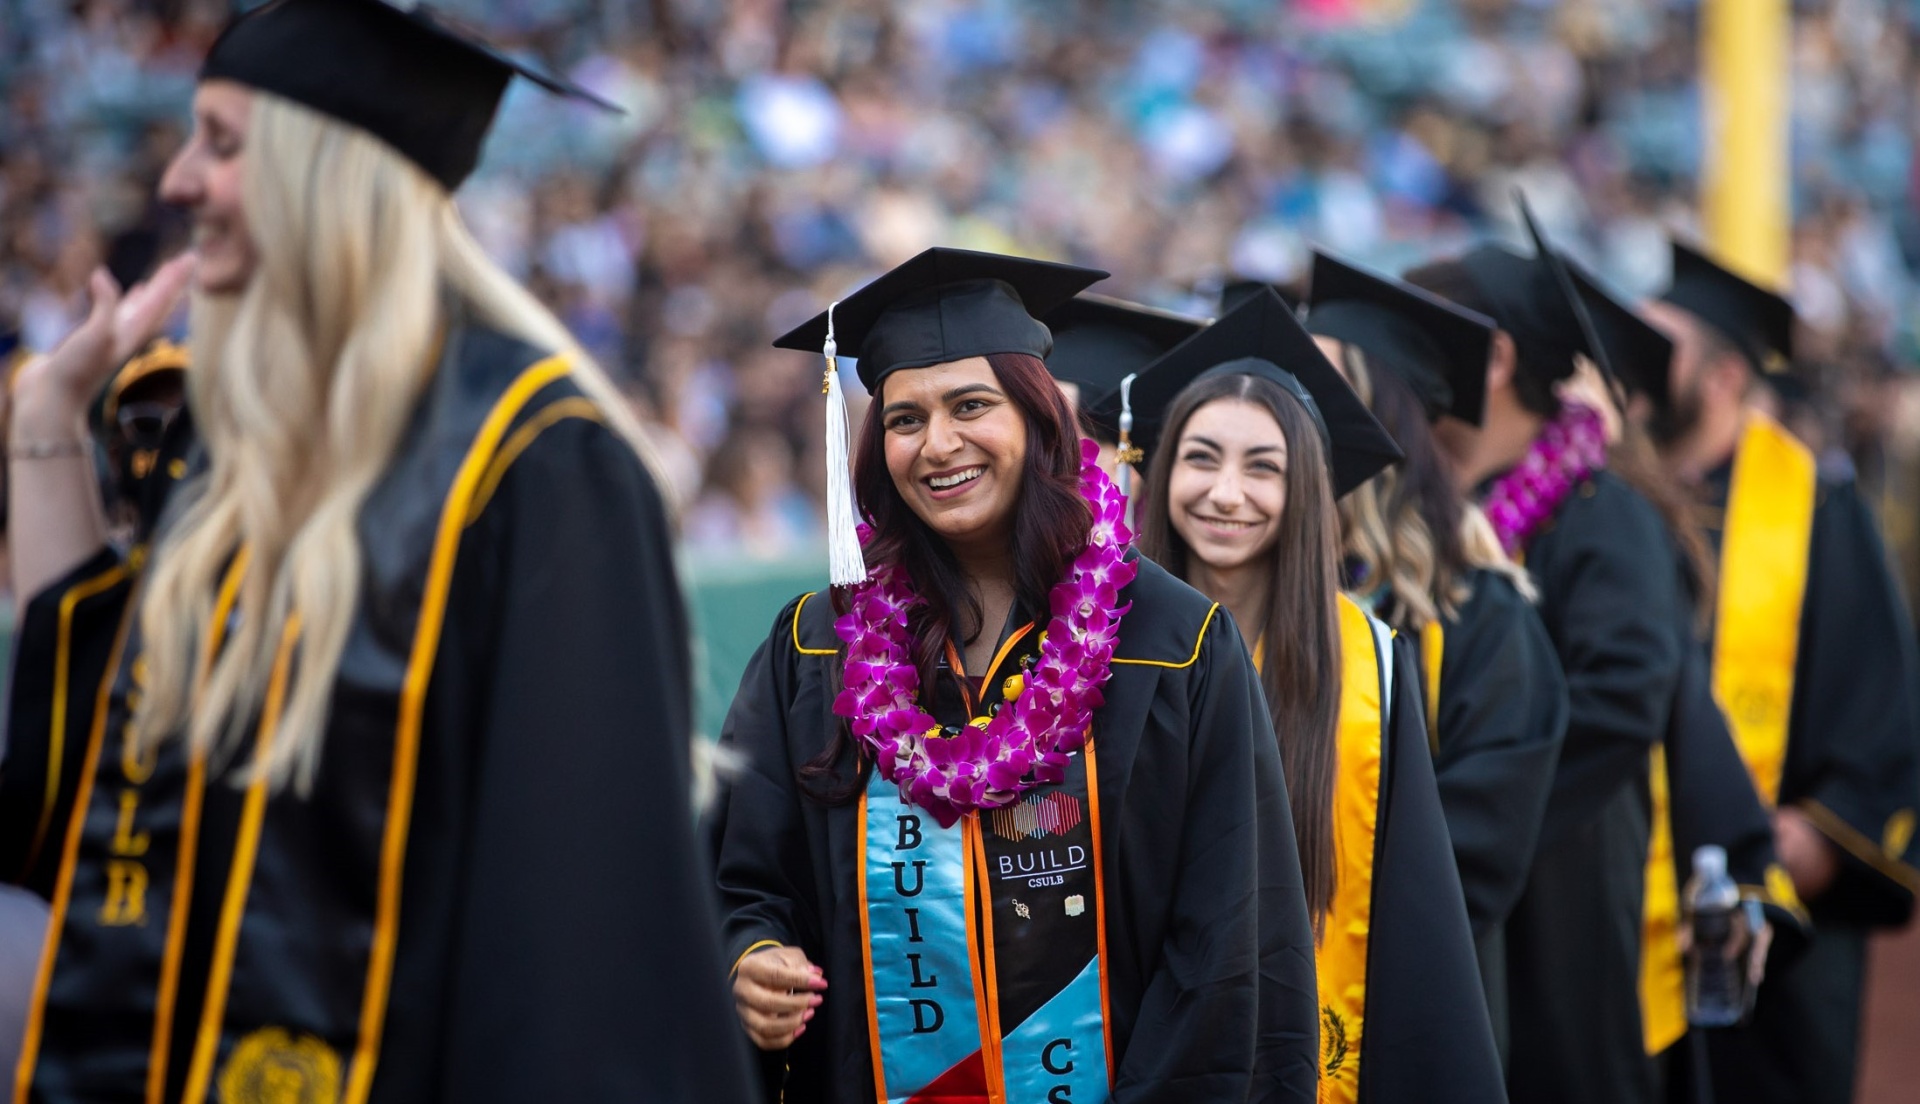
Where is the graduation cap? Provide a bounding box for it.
[1658,240,1795,374]
[1514,194,1617,398]
[1303,249,1495,426]
[1042,294,1207,426]
[773,248,1108,394]
[200,0,619,191]
[1221,278,1300,316]
[1088,287,1401,497]
[1567,261,1673,403]
[772,247,1108,588]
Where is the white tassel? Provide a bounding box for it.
[823,302,869,587]
[1113,372,1141,500]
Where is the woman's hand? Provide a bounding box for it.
[10,256,195,433]
[732,944,827,1051]
[1773,806,1840,900]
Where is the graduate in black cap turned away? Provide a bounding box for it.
[1119,287,1505,1103]
[1303,250,1569,1066]
[1,1,754,1100]
[1641,242,1920,1104]
[711,247,1321,1102]
[1041,294,1204,478]
[1572,261,1814,1104]
[1404,222,1687,1104]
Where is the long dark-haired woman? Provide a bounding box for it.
[1117,287,1504,1102]
[1301,250,1569,1061]
[710,249,1319,1102]
[1,0,751,1099]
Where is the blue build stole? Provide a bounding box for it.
[859,748,1111,1104]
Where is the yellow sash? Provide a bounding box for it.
[1419,623,1444,755]
[1713,414,1816,806]
[1637,746,1685,1055]
[1317,596,1391,1104]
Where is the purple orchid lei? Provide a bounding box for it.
[832,438,1138,827]
[1482,400,1609,555]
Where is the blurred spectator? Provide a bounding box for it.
[5,0,1920,584]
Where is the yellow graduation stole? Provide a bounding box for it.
[1712,413,1816,806]
[1638,746,1685,1055]
[1318,596,1392,1104]
[1419,623,1443,756]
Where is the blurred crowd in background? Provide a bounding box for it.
[7,0,1920,604]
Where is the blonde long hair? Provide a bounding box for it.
[1334,344,1532,633]
[136,91,655,793]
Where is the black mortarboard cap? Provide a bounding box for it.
[1043,294,1206,418]
[772,248,1108,393]
[1304,249,1494,426]
[200,0,618,191]
[1515,194,1617,397]
[1658,240,1795,374]
[1568,261,1673,403]
[1222,278,1301,315]
[1089,287,1401,497]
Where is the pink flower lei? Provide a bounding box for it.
[832,438,1138,827]
[1482,400,1608,555]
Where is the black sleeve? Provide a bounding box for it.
[1773,482,1920,924]
[1360,640,1505,1103]
[435,420,756,1103]
[1432,572,1569,936]
[708,598,816,969]
[1117,609,1319,1104]
[1532,478,1684,847]
[1664,635,1810,958]
[0,546,133,897]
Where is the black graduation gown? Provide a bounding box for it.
[1694,467,1920,1104]
[0,325,754,1103]
[1338,627,1507,1104]
[708,557,1320,1102]
[1407,569,1567,1061]
[1501,471,1684,1104]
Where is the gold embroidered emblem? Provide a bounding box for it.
[217,1027,342,1104]
[1884,809,1916,861]
[1320,1005,1350,1079]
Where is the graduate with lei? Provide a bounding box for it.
[710,248,1320,1103]
[1300,250,1569,1064]
[0,0,752,1099]
[1403,212,1686,1104]
[1639,242,1920,1104]
[1108,287,1504,1103]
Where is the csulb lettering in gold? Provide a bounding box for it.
[99,859,149,926]
[110,789,150,856]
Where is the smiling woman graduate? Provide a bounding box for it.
[1120,288,1504,1104]
[710,247,1320,1103]
[1,0,752,1100]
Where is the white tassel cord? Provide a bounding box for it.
[823,302,869,587]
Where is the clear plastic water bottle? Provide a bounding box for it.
[1684,844,1746,1027]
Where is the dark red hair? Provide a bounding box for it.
[801,351,1092,802]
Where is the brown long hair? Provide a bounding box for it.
[799,351,1092,802]
[1137,372,1342,924]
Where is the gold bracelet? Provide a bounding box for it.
[7,439,90,460]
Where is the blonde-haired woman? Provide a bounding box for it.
[2,1,752,1100]
[1303,250,1568,1064]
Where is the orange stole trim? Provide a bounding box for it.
[147,551,248,1104]
[1082,738,1114,1090]
[180,614,302,1104]
[1317,596,1386,1104]
[341,355,574,1103]
[1713,413,1815,807]
[13,587,138,1104]
[857,786,889,1104]
[967,821,1007,1104]
[1637,745,1686,1055]
[31,561,133,875]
